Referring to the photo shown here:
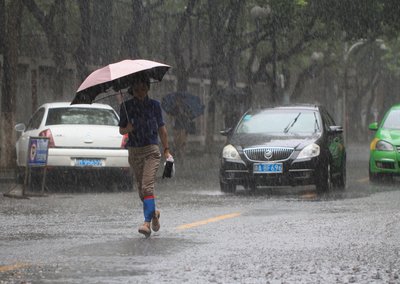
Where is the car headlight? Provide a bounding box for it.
[297,143,320,159]
[374,140,394,151]
[222,144,242,160]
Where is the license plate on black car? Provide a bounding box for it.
[253,163,283,173]
[76,159,103,167]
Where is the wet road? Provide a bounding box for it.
[1,144,400,283]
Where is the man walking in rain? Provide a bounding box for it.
[119,74,173,238]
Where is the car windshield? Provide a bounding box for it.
[382,109,400,130]
[46,107,119,126]
[235,109,321,134]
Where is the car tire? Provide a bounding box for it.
[220,181,236,193]
[335,160,346,190]
[316,162,332,193]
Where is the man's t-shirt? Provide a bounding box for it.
[119,96,165,147]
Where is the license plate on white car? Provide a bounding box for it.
[76,159,103,167]
[253,163,283,173]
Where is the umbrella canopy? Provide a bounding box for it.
[72,59,170,104]
[161,92,205,120]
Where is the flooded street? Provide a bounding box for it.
[3,1,400,283]
[1,144,400,283]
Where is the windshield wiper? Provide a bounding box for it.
[313,112,320,133]
[284,112,301,133]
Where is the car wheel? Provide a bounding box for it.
[117,181,132,191]
[316,162,332,193]
[335,160,346,190]
[220,181,236,193]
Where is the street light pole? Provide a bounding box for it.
[342,40,367,145]
[342,39,386,145]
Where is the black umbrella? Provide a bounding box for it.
[161,92,205,120]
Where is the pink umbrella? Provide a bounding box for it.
[72,59,171,104]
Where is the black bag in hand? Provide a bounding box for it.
[162,160,174,178]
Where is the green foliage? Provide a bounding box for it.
[383,38,400,76]
[15,0,400,87]
[296,0,308,6]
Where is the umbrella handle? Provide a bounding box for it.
[120,90,130,123]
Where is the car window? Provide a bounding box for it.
[26,108,45,131]
[322,110,334,126]
[382,109,400,130]
[236,110,321,134]
[46,107,119,126]
[319,109,335,131]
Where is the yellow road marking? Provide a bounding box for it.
[0,262,29,273]
[357,177,369,183]
[176,212,241,230]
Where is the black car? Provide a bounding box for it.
[219,104,346,193]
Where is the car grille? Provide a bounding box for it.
[397,146,400,152]
[244,147,294,162]
[376,161,395,169]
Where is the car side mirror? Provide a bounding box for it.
[14,123,26,132]
[329,125,343,133]
[368,122,378,131]
[220,128,232,136]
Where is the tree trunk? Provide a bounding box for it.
[170,0,196,93]
[126,0,145,59]
[206,0,224,149]
[225,0,243,87]
[22,0,68,100]
[0,0,4,53]
[52,0,67,100]
[74,0,91,82]
[92,0,113,65]
[0,0,23,169]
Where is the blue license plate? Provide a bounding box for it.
[76,159,103,167]
[253,163,283,173]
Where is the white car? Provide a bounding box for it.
[15,102,131,190]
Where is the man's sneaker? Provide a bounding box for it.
[138,222,151,238]
[151,210,160,232]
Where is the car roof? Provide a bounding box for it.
[250,104,320,113]
[40,102,114,110]
[389,103,400,110]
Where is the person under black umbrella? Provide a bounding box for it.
[161,92,204,160]
[119,74,173,238]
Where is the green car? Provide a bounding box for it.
[369,103,400,182]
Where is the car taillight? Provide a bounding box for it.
[121,133,129,149]
[39,129,55,148]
